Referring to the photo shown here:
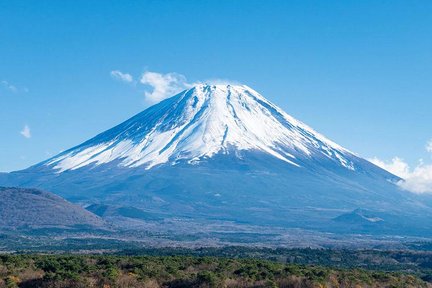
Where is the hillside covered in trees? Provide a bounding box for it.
[0,254,430,288]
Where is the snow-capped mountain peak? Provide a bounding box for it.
[45,84,354,172]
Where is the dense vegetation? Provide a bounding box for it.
[0,254,430,288]
[119,246,432,272]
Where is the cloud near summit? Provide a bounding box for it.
[140,71,193,104]
[139,72,243,104]
[110,69,241,104]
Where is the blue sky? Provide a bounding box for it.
[1,0,432,175]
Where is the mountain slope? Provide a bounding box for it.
[42,84,360,172]
[2,84,431,238]
[0,187,104,230]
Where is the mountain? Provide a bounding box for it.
[1,84,431,239]
[43,84,357,172]
[0,187,104,230]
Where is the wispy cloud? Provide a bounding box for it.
[110,69,240,104]
[201,78,243,86]
[427,139,432,153]
[368,157,412,179]
[369,141,432,194]
[110,70,133,83]
[1,80,18,93]
[140,71,193,104]
[1,80,28,93]
[20,125,31,139]
[139,71,243,104]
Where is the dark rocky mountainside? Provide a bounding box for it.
[0,187,104,230]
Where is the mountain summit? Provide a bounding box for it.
[46,84,354,172]
[2,84,432,240]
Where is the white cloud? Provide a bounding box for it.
[140,71,193,104]
[109,69,241,104]
[1,80,18,93]
[398,164,432,194]
[110,70,133,83]
[201,78,242,86]
[139,71,244,104]
[426,139,432,153]
[368,157,411,179]
[369,141,432,193]
[20,125,31,139]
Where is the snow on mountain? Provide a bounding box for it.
[5,84,432,239]
[45,84,355,172]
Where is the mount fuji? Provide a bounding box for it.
[2,84,432,239]
[44,84,355,172]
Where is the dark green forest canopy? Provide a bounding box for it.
[0,253,431,288]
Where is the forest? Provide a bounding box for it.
[0,252,431,288]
